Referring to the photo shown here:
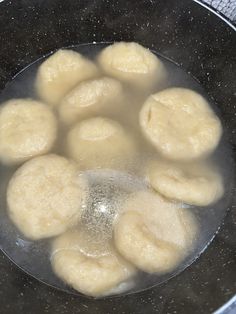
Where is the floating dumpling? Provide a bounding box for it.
[7,154,88,240]
[147,160,224,206]
[98,42,166,90]
[140,88,222,160]
[51,229,136,297]
[114,191,197,273]
[59,77,123,125]
[0,99,57,165]
[67,117,137,170]
[35,49,98,106]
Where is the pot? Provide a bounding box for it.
[0,0,235,313]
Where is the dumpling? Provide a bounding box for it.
[114,191,198,273]
[147,160,224,206]
[35,49,98,106]
[67,117,137,170]
[139,88,222,160]
[7,154,88,240]
[51,229,136,297]
[0,99,57,165]
[97,42,166,90]
[59,77,124,125]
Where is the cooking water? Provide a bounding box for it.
[0,43,233,297]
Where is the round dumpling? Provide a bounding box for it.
[7,154,88,240]
[51,229,136,297]
[114,191,197,274]
[97,42,166,90]
[0,99,57,165]
[147,160,224,206]
[59,76,124,125]
[67,117,137,170]
[139,88,222,160]
[35,49,98,106]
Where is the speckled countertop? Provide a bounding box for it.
[0,0,235,313]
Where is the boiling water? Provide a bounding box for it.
[0,43,234,297]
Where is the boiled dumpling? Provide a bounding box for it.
[35,49,98,106]
[98,42,166,90]
[114,191,197,273]
[147,160,224,206]
[51,229,136,297]
[139,88,222,160]
[67,117,137,170]
[59,76,123,125]
[7,154,88,240]
[0,99,57,165]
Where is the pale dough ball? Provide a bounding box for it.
[148,160,224,206]
[7,154,88,240]
[114,191,198,274]
[67,117,137,170]
[97,42,166,90]
[140,88,222,160]
[0,99,57,165]
[59,77,124,125]
[51,229,136,297]
[35,49,98,106]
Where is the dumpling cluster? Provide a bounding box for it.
[140,87,223,206]
[0,42,224,298]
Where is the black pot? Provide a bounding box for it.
[0,0,235,313]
